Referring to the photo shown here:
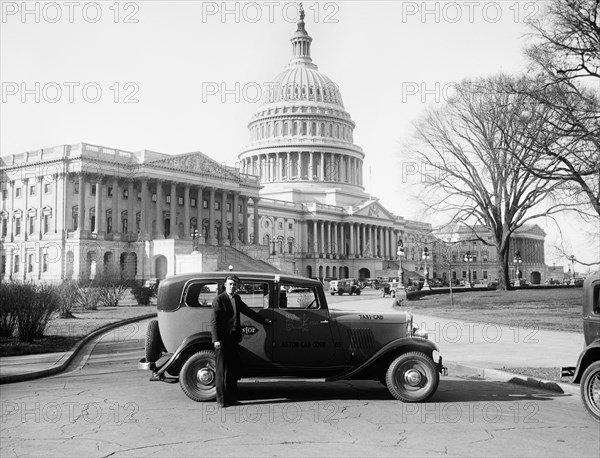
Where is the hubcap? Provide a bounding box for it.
[197,367,215,385]
[404,369,422,386]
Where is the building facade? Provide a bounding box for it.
[431,224,551,285]
[2,11,550,284]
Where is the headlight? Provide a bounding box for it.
[413,324,428,339]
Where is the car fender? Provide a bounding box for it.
[573,341,600,383]
[326,336,440,382]
[155,331,213,377]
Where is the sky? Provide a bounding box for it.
[1,0,598,270]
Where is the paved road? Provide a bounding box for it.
[1,294,598,457]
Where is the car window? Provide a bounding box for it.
[184,281,218,307]
[278,284,320,309]
[238,282,270,309]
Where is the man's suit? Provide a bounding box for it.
[211,291,267,405]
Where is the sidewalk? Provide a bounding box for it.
[0,307,584,395]
[0,313,156,384]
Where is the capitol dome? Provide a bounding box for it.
[239,6,368,207]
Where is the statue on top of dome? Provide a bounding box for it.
[299,3,305,21]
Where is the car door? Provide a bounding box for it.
[236,280,273,366]
[272,281,336,365]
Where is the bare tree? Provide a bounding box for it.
[527,0,599,83]
[408,75,568,290]
[519,0,600,218]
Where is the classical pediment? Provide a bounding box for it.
[148,152,239,181]
[352,200,395,221]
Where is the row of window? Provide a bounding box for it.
[1,214,52,237]
[251,119,352,142]
[1,254,51,274]
[70,183,242,211]
[3,182,53,199]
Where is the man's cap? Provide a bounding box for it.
[224,274,241,284]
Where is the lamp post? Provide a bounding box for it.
[191,228,199,253]
[569,254,576,285]
[397,239,405,289]
[463,250,473,287]
[422,246,430,289]
[513,250,522,287]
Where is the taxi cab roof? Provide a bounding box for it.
[158,271,321,289]
[157,272,323,312]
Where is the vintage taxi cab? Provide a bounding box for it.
[139,272,446,403]
[562,272,600,421]
[328,279,362,296]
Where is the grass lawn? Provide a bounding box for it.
[0,303,156,357]
[407,287,584,333]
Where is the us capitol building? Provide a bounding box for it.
[0,11,550,285]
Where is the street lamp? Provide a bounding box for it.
[397,239,405,289]
[191,228,199,253]
[422,246,430,289]
[569,254,576,285]
[463,250,473,287]
[513,250,522,287]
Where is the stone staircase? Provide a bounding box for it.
[197,244,280,273]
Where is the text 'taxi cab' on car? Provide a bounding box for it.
[139,272,447,403]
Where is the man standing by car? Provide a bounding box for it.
[211,275,271,407]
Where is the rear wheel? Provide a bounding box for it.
[386,352,439,402]
[580,361,600,422]
[179,350,217,402]
[145,320,165,363]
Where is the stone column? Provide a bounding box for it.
[112,176,120,236]
[312,220,318,254]
[78,174,86,231]
[37,176,44,239]
[232,192,239,244]
[221,189,228,245]
[140,178,148,236]
[320,152,325,181]
[278,153,284,181]
[169,182,177,239]
[340,223,345,257]
[208,188,217,245]
[241,195,248,244]
[93,176,103,235]
[252,197,260,245]
[310,152,314,180]
[196,186,204,243]
[183,184,191,238]
[127,181,134,234]
[155,180,163,238]
[320,220,325,256]
[349,223,354,257]
[297,152,302,179]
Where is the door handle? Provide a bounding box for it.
[319,320,329,324]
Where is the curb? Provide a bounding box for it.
[446,362,580,396]
[0,313,157,385]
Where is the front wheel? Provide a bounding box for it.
[386,352,439,402]
[580,361,600,422]
[179,350,217,402]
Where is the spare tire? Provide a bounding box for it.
[145,319,165,363]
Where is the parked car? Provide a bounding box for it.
[382,281,401,297]
[562,272,600,421]
[139,272,446,403]
[329,279,362,296]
